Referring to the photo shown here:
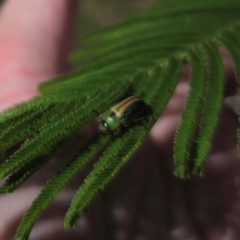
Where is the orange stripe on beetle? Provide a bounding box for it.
[110,96,140,118]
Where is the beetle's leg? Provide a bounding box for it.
[133,116,146,124]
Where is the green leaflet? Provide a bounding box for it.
[0,97,88,192]
[0,132,77,193]
[131,71,149,97]
[219,30,240,82]
[0,101,83,178]
[0,102,56,151]
[144,58,182,115]
[64,125,148,228]
[0,95,85,136]
[193,42,224,175]
[16,133,109,240]
[219,29,240,152]
[72,33,196,64]
[174,50,206,178]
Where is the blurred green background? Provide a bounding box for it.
[76,0,159,42]
[78,0,159,32]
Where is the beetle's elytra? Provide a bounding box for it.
[98,94,151,135]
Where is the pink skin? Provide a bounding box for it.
[0,1,239,240]
[0,0,77,111]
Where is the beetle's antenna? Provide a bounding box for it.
[92,109,99,116]
[92,109,100,121]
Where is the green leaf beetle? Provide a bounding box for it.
[98,94,152,135]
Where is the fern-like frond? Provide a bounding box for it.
[40,1,240,95]
[64,58,183,228]
[15,58,183,236]
[0,0,240,239]
[0,81,129,179]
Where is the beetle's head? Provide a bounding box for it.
[98,111,121,135]
[99,120,110,134]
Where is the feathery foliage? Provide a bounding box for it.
[193,42,224,175]
[174,50,206,178]
[16,133,110,239]
[0,0,239,239]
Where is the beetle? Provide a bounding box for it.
[98,94,152,135]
